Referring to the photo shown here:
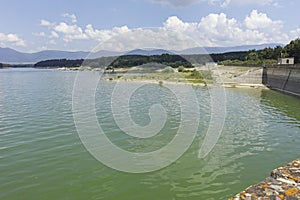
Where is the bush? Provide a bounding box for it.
[190,70,203,79]
[200,70,213,80]
[178,66,185,72]
[162,67,175,73]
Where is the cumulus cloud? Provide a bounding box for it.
[245,10,282,31]
[0,33,26,46]
[40,19,53,27]
[97,27,198,52]
[85,24,130,42]
[197,13,242,43]
[62,13,77,23]
[37,11,297,51]
[163,16,197,31]
[54,22,88,42]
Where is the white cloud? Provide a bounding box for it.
[62,13,77,23]
[163,16,197,31]
[92,12,290,51]
[54,22,88,42]
[49,40,56,45]
[34,32,46,37]
[220,0,230,7]
[54,22,81,34]
[85,24,130,41]
[40,19,53,27]
[245,10,282,31]
[97,27,198,52]
[197,13,241,42]
[37,10,297,51]
[195,12,288,45]
[50,31,59,38]
[0,33,26,46]
[290,28,300,39]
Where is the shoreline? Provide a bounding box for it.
[229,158,300,200]
[102,76,268,89]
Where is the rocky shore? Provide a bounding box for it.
[101,65,268,89]
[229,159,300,200]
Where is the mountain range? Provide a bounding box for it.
[0,43,282,63]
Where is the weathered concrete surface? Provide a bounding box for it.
[229,159,300,200]
[263,66,300,97]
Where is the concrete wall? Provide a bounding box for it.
[263,65,300,97]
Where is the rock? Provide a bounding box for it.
[230,158,300,200]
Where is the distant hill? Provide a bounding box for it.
[0,43,283,63]
[125,49,173,56]
[177,44,283,55]
[0,47,89,64]
[0,47,29,63]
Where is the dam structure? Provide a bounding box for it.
[263,64,300,97]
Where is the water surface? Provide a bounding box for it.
[0,68,299,199]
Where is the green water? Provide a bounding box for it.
[0,68,299,200]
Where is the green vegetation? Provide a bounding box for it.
[0,63,33,68]
[183,69,213,83]
[200,70,213,80]
[108,67,213,85]
[34,59,84,68]
[161,66,175,73]
[110,54,193,68]
[210,51,248,63]
[285,39,300,63]
[4,39,297,70]
[184,70,205,83]
[112,72,184,82]
[219,39,300,66]
[177,66,185,72]
[185,69,203,79]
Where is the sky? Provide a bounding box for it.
[0,0,299,52]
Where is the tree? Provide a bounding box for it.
[259,47,273,59]
[284,39,300,63]
[272,46,284,59]
[246,50,259,61]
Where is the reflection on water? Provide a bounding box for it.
[0,69,299,200]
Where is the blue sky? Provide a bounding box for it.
[0,0,299,52]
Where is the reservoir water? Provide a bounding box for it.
[0,68,299,199]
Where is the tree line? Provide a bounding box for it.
[219,39,300,66]
[34,59,84,68]
[3,39,298,69]
[109,54,193,68]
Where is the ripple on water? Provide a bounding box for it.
[0,71,299,200]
